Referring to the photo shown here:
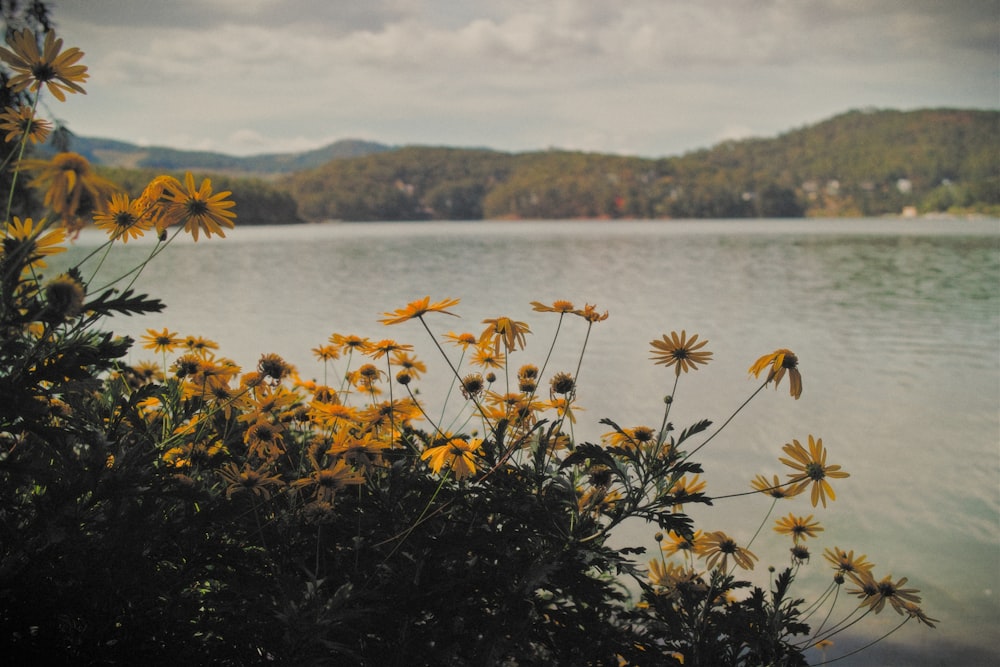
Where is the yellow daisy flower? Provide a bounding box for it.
[749,348,803,399]
[471,344,505,370]
[93,193,154,242]
[848,571,923,615]
[0,105,51,144]
[420,436,483,480]
[291,457,364,504]
[823,547,874,579]
[700,531,758,571]
[392,351,426,379]
[750,473,801,499]
[161,172,236,240]
[365,339,413,359]
[379,296,461,325]
[218,461,284,500]
[442,331,478,348]
[141,327,180,354]
[779,435,849,508]
[1,216,65,270]
[571,303,609,322]
[650,330,713,376]
[773,513,824,544]
[530,299,576,313]
[20,152,118,229]
[660,529,706,558]
[479,315,531,354]
[0,30,88,101]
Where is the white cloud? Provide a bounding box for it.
[39,0,999,158]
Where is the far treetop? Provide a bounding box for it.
[57,108,999,222]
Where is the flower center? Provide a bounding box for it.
[805,462,826,481]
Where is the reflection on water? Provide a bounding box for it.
[53,218,1000,665]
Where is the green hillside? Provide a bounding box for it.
[281,108,999,221]
[50,137,392,175]
[64,108,999,223]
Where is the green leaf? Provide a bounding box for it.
[84,288,165,317]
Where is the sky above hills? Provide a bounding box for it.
[47,0,999,158]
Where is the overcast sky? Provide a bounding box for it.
[41,0,1000,158]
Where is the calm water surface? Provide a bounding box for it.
[56,218,1000,666]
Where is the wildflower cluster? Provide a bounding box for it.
[0,23,936,666]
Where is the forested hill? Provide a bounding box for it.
[74,108,998,222]
[280,108,998,220]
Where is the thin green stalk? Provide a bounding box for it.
[683,378,769,462]
[743,496,778,552]
[418,315,495,433]
[381,468,452,562]
[807,616,909,665]
[4,92,39,220]
[90,225,185,294]
[655,371,681,449]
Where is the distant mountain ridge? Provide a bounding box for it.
[52,137,393,175]
[52,107,1000,221]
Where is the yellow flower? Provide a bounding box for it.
[291,457,364,504]
[360,397,422,430]
[392,351,426,379]
[160,172,236,240]
[442,330,478,348]
[244,418,285,460]
[899,601,939,628]
[379,296,461,325]
[700,531,758,571]
[773,513,823,544]
[544,396,581,424]
[20,152,117,229]
[141,327,180,354]
[135,174,179,232]
[312,344,340,362]
[420,436,483,480]
[43,273,86,319]
[823,547,874,579]
[647,559,697,589]
[93,193,154,242]
[0,30,88,101]
[182,335,220,356]
[479,315,531,354]
[309,401,360,428]
[571,303,609,322]
[750,473,801,499]
[471,344,505,370]
[660,530,706,558]
[667,474,707,511]
[779,435,849,508]
[217,461,284,500]
[530,299,575,313]
[151,172,236,241]
[748,348,802,399]
[365,339,413,359]
[460,373,486,400]
[1,216,65,270]
[257,353,293,383]
[848,571,923,615]
[603,425,656,450]
[650,331,713,376]
[326,429,390,469]
[0,105,51,144]
[329,333,371,355]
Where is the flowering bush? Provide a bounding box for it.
[0,25,936,666]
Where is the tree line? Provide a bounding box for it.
[83,108,999,223]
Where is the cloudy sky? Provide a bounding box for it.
[42,0,1000,158]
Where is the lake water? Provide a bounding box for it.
[54,218,999,666]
